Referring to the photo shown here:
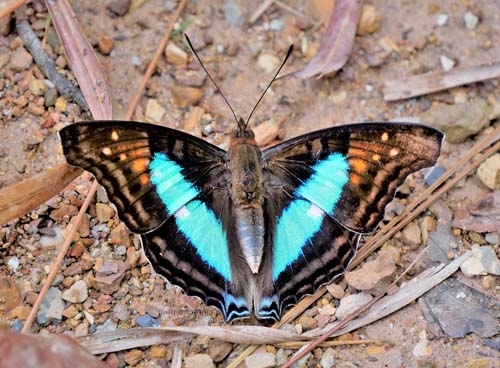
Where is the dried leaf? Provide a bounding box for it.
[0,163,81,225]
[0,330,107,368]
[383,60,500,101]
[46,0,112,120]
[295,0,363,79]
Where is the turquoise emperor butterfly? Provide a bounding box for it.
[60,120,442,321]
[59,45,443,322]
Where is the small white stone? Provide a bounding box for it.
[440,55,455,71]
[258,53,280,74]
[436,14,448,27]
[365,84,374,93]
[464,11,479,30]
[244,352,276,368]
[7,257,20,271]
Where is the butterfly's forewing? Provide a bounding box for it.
[61,121,252,320]
[257,123,443,319]
[263,123,444,233]
[60,121,227,234]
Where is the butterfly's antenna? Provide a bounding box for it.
[184,34,239,126]
[245,44,293,129]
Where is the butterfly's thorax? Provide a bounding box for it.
[228,130,265,274]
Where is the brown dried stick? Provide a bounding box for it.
[0,0,27,19]
[125,0,189,120]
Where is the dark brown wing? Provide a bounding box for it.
[263,122,443,233]
[60,121,228,234]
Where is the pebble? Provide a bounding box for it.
[297,314,317,330]
[427,224,458,263]
[40,226,65,248]
[326,283,345,299]
[98,36,114,55]
[208,340,233,362]
[113,302,129,321]
[151,345,168,359]
[269,19,284,32]
[464,11,479,30]
[476,153,500,190]
[171,86,203,107]
[55,96,67,112]
[485,232,500,245]
[253,119,280,146]
[482,275,496,289]
[345,247,398,294]
[185,354,215,368]
[412,330,432,357]
[320,348,335,368]
[257,53,280,74]
[309,0,334,23]
[7,257,20,271]
[420,278,499,338]
[424,166,446,186]
[62,280,88,303]
[357,4,381,35]
[131,55,141,67]
[460,245,500,276]
[436,14,448,26]
[135,314,159,327]
[421,99,492,143]
[336,292,373,320]
[145,98,166,123]
[37,287,64,325]
[124,349,143,366]
[96,203,114,223]
[27,103,45,116]
[106,0,131,16]
[44,88,58,107]
[109,222,129,246]
[244,352,275,368]
[0,46,10,68]
[50,203,78,221]
[440,55,455,71]
[466,358,493,368]
[29,78,47,96]
[165,42,188,65]
[96,319,117,333]
[401,221,422,247]
[224,0,245,27]
[8,47,33,72]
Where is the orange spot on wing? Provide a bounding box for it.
[139,173,149,185]
[349,173,360,184]
[349,158,367,173]
[381,132,389,142]
[372,154,381,161]
[111,131,119,141]
[131,158,149,173]
[102,147,112,156]
[119,153,127,161]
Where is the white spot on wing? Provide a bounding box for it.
[307,203,324,219]
[175,206,190,220]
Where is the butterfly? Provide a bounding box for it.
[60,119,443,322]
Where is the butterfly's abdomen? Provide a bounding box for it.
[229,142,266,274]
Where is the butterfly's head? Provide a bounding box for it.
[230,117,256,146]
